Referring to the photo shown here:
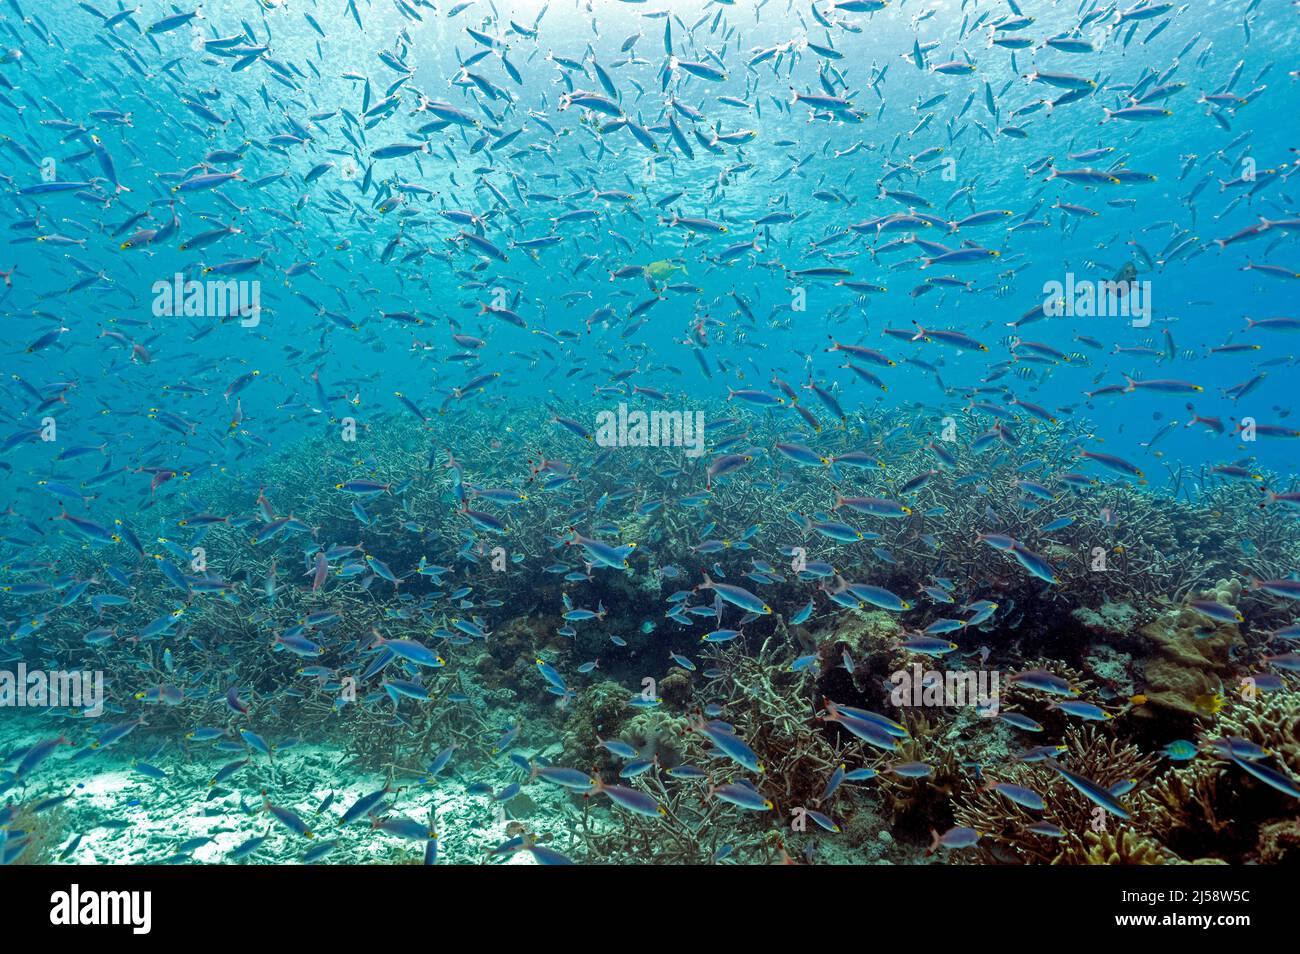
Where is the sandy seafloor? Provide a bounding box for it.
[2,707,910,865]
[1,710,585,865]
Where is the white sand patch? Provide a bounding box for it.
[3,714,592,864]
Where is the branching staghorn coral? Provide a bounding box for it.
[8,403,1300,866]
[702,637,859,816]
[576,772,760,864]
[953,725,1161,864]
[1135,687,1300,863]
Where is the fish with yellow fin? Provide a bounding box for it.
[1191,691,1226,717]
[645,259,686,282]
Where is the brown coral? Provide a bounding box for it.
[1052,828,1176,865]
[1135,589,1245,719]
[953,725,1161,864]
[1135,687,1300,863]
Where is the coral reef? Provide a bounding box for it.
[1053,828,1176,865]
[1136,588,1245,720]
[5,409,1298,865]
[1135,688,1300,863]
[1,804,68,866]
[953,726,1161,864]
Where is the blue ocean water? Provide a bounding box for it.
[0,0,1298,866]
